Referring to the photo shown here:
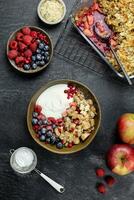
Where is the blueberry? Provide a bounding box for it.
[52,124,56,129]
[40,135,46,141]
[36,48,41,54]
[39,60,45,66]
[36,61,40,66]
[56,142,63,149]
[37,39,41,43]
[44,45,49,51]
[46,130,53,138]
[36,54,42,61]
[41,56,45,60]
[32,112,38,118]
[45,56,50,62]
[41,128,47,135]
[23,64,30,70]
[39,43,45,50]
[32,55,36,61]
[38,130,42,136]
[46,138,51,143]
[44,51,49,57]
[38,120,43,125]
[32,118,38,125]
[31,62,37,69]
[51,135,56,144]
[41,51,45,55]
[43,119,48,125]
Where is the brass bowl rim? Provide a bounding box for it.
[27,79,101,154]
[7,25,53,74]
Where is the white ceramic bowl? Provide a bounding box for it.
[37,0,66,25]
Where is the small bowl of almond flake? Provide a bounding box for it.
[37,0,66,25]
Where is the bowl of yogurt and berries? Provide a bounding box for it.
[27,80,101,154]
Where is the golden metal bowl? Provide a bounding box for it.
[27,79,101,154]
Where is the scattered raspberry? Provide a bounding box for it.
[9,40,18,50]
[37,114,46,120]
[47,117,56,124]
[29,42,37,52]
[15,56,25,64]
[24,49,32,58]
[34,105,42,113]
[38,33,45,40]
[105,176,116,187]
[23,35,32,45]
[8,50,18,60]
[18,42,27,52]
[95,168,105,177]
[16,32,24,41]
[22,27,31,35]
[30,31,38,38]
[97,183,106,194]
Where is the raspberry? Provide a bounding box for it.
[9,40,18,50]
[24,49,32,58]
[29,42,37,52]
[30,31,38,38]
[16,32,24,41]
[105,176,116,187]
[34,105,42,113]
[38,33,45,40]
[97,183,106,194]
[8,50,18,60]
[23,35,32,45]
[22,27,31,35]
[18,42,27,52]
[15,56,25,64]
[37,114,46,120]
[95,168,105,177]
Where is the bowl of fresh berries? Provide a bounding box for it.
[27,79,101,154]
[7,26,53,73]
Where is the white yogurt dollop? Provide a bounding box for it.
[36,84,73,119]
[15,148,34,168]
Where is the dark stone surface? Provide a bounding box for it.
[0,0,134,200]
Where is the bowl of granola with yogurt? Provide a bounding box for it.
[37,0,66,25]
[27,80,101,154]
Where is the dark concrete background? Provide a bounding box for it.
[0,0,134,200]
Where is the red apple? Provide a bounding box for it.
[107,144,134,175]
[118,113,134,144]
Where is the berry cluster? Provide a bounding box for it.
[95,168,116,194]
[32,105,63,149]
[7,26,51,71]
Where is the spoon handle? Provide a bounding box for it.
[34,168,65,193]
[110,45,132,85]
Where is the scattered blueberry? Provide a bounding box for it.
[37,39,41,43]
[41,56,45,60]
[40,135,46,141]
[32,118,38,125]
[23,64,30,70]
[36,48,41,54]
[46,130,53,138]
[41,128,47,135]
[36,61,40,66]
[32,112,38,118]
[39,43,45,49]
[52,124,56,129]
[31,62,37,69]
[56,142,63,149]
